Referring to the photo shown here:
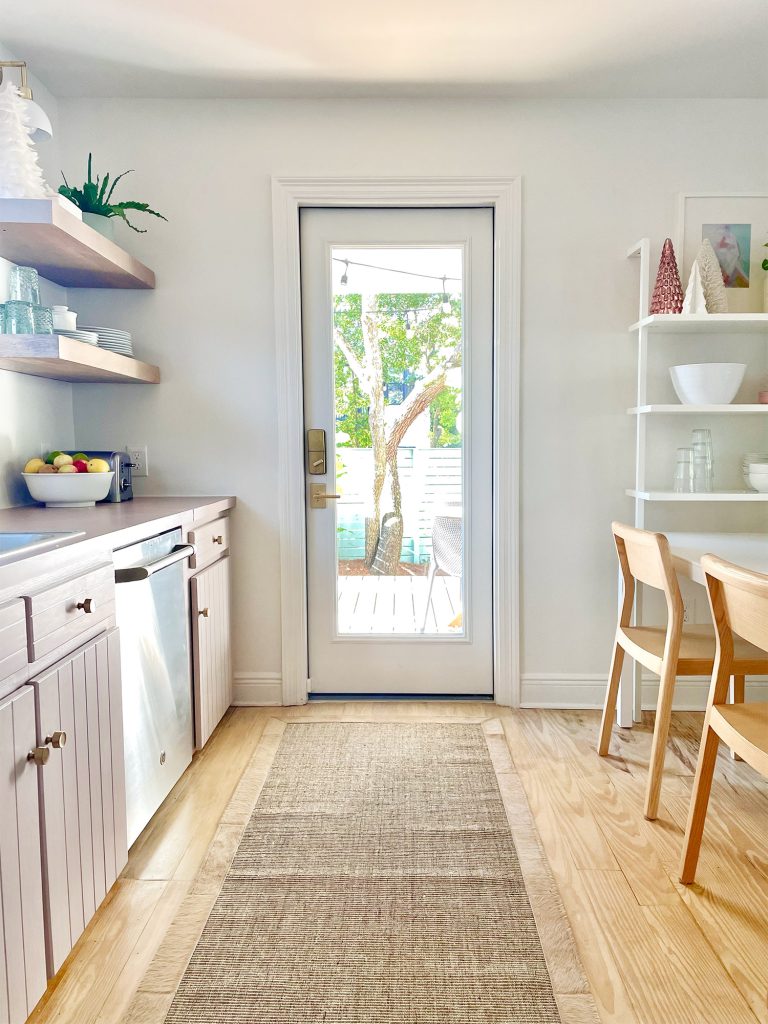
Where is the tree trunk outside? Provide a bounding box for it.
[362,294,387,566]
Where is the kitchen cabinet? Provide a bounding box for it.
[30,629,127,975]
[191,554,232,748]
[0,686,47,1024]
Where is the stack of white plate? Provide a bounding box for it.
[80,326,134,357]
[59,329,99,346]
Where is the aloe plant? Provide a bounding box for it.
[59,153,167,233]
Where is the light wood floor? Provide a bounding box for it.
[28,703,768,1024]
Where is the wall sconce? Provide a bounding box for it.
[0,61,53,141]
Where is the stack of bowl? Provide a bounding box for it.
[743,453,768,493]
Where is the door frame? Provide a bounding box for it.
[271,176,521,706]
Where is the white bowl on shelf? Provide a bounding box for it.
[669,363,746,405]
[748,472,768,493]
[22,471,114,507]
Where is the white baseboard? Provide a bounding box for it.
[521,673,768,712]
[232,672,283,706]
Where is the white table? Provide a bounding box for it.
[667,532,768,586]
[618,532,768,726]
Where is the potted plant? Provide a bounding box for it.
[58,153,167,239]
[763,242,768,313]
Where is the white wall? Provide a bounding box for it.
[0,46,74,508]
[54,97,768,692]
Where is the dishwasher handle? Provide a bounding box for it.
[115,544,195,583]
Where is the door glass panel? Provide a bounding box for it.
[332,247,464,636]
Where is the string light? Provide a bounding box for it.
[332,256,460,285]
[441,276,451,315]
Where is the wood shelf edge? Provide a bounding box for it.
[0,334,160,384]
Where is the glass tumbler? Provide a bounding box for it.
[32,305,54,334]
[691,428,714,492]
[674,447,695,493]
[9,265,40,304]
[3,300,35,334]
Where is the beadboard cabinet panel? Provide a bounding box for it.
[191,556,232,748]
[31,629,127,976]
[0,685,47,1024]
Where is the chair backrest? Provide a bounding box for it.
[611,522,683,622]
[432,516,463,577]
[702,554,768,657]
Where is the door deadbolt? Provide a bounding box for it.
[306,428,327,475]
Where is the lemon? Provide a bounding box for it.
[87,458,111,474]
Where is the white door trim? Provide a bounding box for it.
[271,176,521,707]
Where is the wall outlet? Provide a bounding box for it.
[683,598,696,623]
[127,445,148,477]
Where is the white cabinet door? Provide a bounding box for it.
[191,557,232,748]
[30,629,127,975]
[0,686,47,1024]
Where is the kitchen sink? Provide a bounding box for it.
[0,531,85,563]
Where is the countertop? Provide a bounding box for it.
[0,496,235,597]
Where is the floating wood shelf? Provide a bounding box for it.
[0,197,155,289]
[0,335,160,384]
[629,404,768,414]
[627,489,768,502]
[629,313,768,334]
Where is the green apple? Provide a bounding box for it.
[72,453,89,462]
[45,450,63,465]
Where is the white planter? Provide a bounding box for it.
[83,212,115,240]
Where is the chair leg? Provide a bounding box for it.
[680,723,721,884]
[729,675,745,760]
[420,561,437,632]
[597,641,625,755]
[644,659,677,821]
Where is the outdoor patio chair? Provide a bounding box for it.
[421,514,463,632]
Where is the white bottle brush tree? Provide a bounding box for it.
[0,80,49,198]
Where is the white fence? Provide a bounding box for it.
[336,447,462,564]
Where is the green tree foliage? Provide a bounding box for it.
[334,292,462,449]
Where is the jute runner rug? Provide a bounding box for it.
[144,720,596,1023]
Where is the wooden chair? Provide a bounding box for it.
[680,555,768,883]
[597,522,768,821]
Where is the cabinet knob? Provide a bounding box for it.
[28,747,50,766]
[212,535,224,545]
[45,731,67,749]
[77,597,95,614]
[199,607,210,618]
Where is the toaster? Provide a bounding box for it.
[85,450,134,502]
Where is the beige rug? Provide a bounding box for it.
[145,720,596,1024]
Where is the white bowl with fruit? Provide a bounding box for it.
[23,452,113,507]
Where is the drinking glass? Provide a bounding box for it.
[3,300,35,334]
[32,305,54,334]
[8,266,40,304]
[674,447,695,493]
[691,428,714,492]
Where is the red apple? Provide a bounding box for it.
[73,459,89,473]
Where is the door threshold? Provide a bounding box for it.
[308,693,495,702]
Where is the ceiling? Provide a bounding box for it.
[3,0,768,99]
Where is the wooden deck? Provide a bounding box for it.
[337,574,462,634]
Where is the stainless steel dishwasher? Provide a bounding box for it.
[114,528,195,847]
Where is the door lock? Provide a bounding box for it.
[309,483,342,509]
[306,428,327,475]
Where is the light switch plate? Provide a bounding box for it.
[127,445,148,477]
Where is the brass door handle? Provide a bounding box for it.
[309,484,343,509]
[77,597,95,613]
[28,747,50,766]
[45,731,67,749]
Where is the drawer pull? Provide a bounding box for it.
[28,747,50,766]
[76,597,95,614]
[199,607,210,618]
[212,535,224,545]
[45,731,67,749]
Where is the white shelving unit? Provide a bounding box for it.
[621,239,768,727]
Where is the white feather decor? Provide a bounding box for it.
[682,260,707,314]
[695,238,729,313]
[0,81,50,199]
